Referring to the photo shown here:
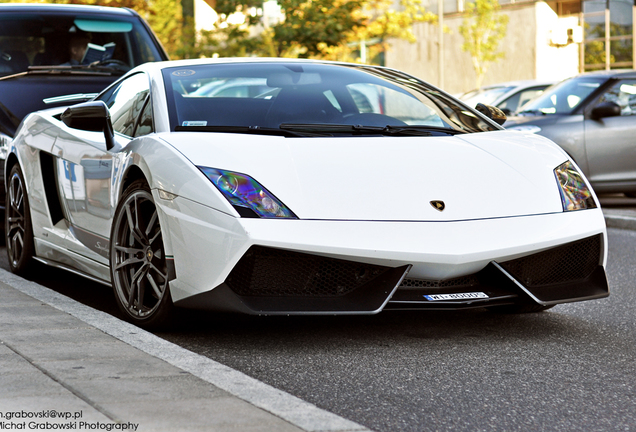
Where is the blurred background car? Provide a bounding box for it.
[0,3,169,218]
[505,70,636,196]
[459,80,555,116]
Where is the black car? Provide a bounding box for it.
[0,3,169,213]
[504,70,636,196]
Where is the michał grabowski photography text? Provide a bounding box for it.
[0,412,139,431]
[0,421,139,431]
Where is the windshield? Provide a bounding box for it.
[0,12,164,77]
[519,77,604,115]
[460,86,514,107]
[163,62,498,134]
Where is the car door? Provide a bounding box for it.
[584,79,636,190]
[57,72,150,263]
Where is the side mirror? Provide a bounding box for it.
[590,101,621,120]
[475,103,507,125]
[61,101,116,150]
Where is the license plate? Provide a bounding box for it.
[424,292,489,301]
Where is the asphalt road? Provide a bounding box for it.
[1,220,635,431]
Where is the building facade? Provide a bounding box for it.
[386,0,635,94]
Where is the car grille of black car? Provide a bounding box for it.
[499,234,602,287]
[225,246,391,297]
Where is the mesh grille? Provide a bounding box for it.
[399,275,480,289]
[499,234,601,287]
[226,246,389,297]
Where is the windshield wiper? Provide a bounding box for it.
[175,125,331,137]
[0,64,126,81]
[280,123,465,136]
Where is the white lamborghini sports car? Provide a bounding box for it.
[6,58,609,328]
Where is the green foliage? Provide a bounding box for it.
[459,0,508,88]
[583,22,633,70]
[200,0,435,62]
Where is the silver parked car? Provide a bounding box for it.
[505,70,636,196]
[459,80,554,116]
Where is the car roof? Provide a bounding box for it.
[479,79,556,89]
[0,3,137,17]
[573,69,636,79]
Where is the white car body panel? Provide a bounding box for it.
[164,130,568,221]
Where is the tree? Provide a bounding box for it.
[199,0,435,63]
[459,0,508,88]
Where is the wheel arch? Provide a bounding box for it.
[119,164,148,195]
[4,152,20,187]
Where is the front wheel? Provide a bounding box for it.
[110,180,173,328]
[5,164,35,275]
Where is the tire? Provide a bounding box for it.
[487,304,555,314]
[5,164,35,275]
[110,180,173,328]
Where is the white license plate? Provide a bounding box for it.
[424,292,489,301]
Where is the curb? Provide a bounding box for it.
[603,212,636,231]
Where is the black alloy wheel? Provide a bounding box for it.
[5,164,34,274]
[110,180,173,328]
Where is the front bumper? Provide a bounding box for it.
[175,234,607,314]
[158,196,608,314]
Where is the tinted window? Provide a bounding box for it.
[134,97,154,137]
[0,12,164,76]
[162,62,498,134]
[99,73,149,136]
[598,79,636,116]
[520,78,603,115]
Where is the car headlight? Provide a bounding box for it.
[0,131,11,160]
[198,166,297,219]
[554,161,597,211]
[507,125,541,133]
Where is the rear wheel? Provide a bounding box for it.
[110,180,173,328]
[5,164,34,275]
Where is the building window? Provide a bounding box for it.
[582,0,634,71]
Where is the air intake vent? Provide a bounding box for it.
[226,246,390,297]
[499,234,601,287]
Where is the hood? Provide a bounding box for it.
[0,73,117,136]
[166,130,569,221]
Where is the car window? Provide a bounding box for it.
[598,80,636,116]
[134,96,154,137]
[498,86,548,114]
[520,78,603,115]
[347,83,442,126]
[460,86,514,107]
[163,63,498,133]
[98,72,150,137]
[0,12,164,76]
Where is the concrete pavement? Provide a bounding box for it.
[1,207,634,432]
[0,269,370,432]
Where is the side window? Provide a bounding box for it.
[500,87,547,113]
[599,80,636,116]
[98,72,150,136]
[133,96,153,137]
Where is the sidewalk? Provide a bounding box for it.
[0,270,370,432]
[1,208,634,432]
[602,207,636,231]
